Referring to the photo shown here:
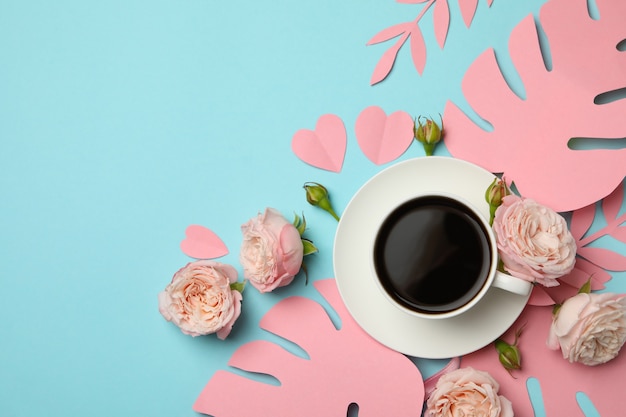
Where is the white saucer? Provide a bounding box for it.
[333,157,530,359]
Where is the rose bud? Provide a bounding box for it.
[414,116,443,156]
[494,325,523,376]
[485,177,511,225]
[303,182,340,221]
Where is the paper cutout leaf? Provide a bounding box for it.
[572,183,626,271]
[409,26,427,74]
[291,114,347,172]
[577,247,626,271]
[528,257,612,306]
[528,184,626,306]
[461,305,626,417]
[560,258,612,291]
[368,0,492,84]
[602,182,624,224]
[370,36,407,85]
[569,203,596,242]
[193,279,424,416]
[613,226,626,244]
[458,0,479,27]
[355,106,415,165]
[527,285,558,307]
[433,0,451,48]
[444,0,626,212]
[180,225,229,259]
[367,22,412,45]
[527,184,626,306]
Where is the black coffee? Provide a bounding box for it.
[373,196,491,314]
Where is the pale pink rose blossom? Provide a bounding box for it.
[492,195,576,287]
[240,207,304,293]
[425,367,513,417]
[158,260,242,339]
[547,292,626,366]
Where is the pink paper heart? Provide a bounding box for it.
[180,225,229,259]
[291,114,346,172]
[355,106,415,165]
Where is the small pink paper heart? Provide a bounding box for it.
[180,225,229,259]
[355,106,415,165]
[291,114,347,172]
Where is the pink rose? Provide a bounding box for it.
[240,207,304,293]
[547,292,626,366]
[425,367,513,417]
[158,260,242,339]
[493,195,576,287]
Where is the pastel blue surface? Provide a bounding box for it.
[1,0,624,416]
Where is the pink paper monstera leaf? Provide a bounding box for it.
[193,279,424,417]
[462,304,626,416]
[444,0,626,212]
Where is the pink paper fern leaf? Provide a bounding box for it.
[457,0,479,27]
[576,183,626,270]
[433,0,451,48]
[529,184,625,306]
[444,0,626,212]
[368,0,493,85]
[193,279,424,417]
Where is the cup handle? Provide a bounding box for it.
[492,271,532,296]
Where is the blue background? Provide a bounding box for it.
[1,0,623,416]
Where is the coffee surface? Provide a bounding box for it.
[374,196,491,314]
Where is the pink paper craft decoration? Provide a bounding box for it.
[193,279,424,417]
[458,0,479,27]
[528,183,626,306]
[291,114,347,172]
[433,0,451,49]
[573,184,626,271]
[528,256,612,307]
[444,0,626,212]
[180,225,229,259]
[368,0,494,84]
[461,304,626,417]
[367,20,426,85]
[355,106,415,165]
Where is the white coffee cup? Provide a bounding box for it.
[371,191,531,320]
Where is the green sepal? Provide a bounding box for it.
[302,238,318,256]
[552,303,562,316]
[578,276,593,295]
[230,281,246,293]
[301,261,309,285]
[422,142,436,156]
[292,212,301,228]
[293,212,307,236]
